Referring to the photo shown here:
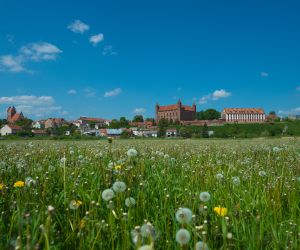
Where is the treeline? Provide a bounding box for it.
[169,121,300,138]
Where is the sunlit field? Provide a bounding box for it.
[0,138,299,250]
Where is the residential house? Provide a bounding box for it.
[79,117,111,128]
[32,120,46,129]
[32,129,48,136]
[1,124,22,136]
[45,118,66,129]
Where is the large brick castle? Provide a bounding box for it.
[155,100,196,122]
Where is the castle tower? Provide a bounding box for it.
[7,106,16,123]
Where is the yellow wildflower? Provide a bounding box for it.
[74,200,82,206]
[14,181,25,188]
[69,200,82,210]
[114,165,122,170]
[214,206,228,217]
[0,183,3,190]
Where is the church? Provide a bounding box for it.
[155,100,196,122]
[7,106,24,124]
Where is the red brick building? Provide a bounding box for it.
[7,106,24,124]
[155,100,196,122]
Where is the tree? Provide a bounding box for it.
[202,123,209,138]
[120,130,130,139]
[197,109,221,120]
[119,117,129,127]
[109,119,121,129]
[179,127,191,138]
[269,111,276,115]
[15,118,33,131]
[158,118,169,137]
[132,115,144,122]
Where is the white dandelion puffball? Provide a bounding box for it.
[127,148,138,157]
[138,245,153,250]
[125,197,136,207]
[232,176,240,185]
[199,191,211,202]
[25,177,36,187]
[195,241,209,250]
[101,189,115,201]
[258,171,267,177]
[175,207,193,224]
[112,181,127,193]
[176,229,191,245]
[141,223,153,238]
[216,173,224,180]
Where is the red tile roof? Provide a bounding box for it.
[158,104,178,111]
[223,108,265,114]
[80,117,111,122]
[182,105,195,112]
[32,129,47,135]
[7,124,22,130]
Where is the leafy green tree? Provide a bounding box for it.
[120,130,130,139]
[132,115,144,122]
[197,109,221,120]
[109,119,121,129]
[179,127,191,138]
[158,118,169,137]
[119,117,129,127]
[202,123,209,138]
[15,118,33,131]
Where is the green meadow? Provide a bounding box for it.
[0,138,299,249]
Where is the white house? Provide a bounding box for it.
[166,128,177,137]
[0,124,22,136]
[32,121,41,129]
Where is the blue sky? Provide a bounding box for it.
[0,0,300,120]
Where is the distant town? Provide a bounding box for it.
[0,100,300,138]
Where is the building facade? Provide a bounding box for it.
[221,108,266,123]
[156,100,196,122]
[0,124,22,136]
[7,106,24,123]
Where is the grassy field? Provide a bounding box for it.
[0,138,299,249]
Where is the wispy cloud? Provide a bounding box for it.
[67,89,77,95]
[260,72,269,77]
[133,108,146,114]
[0,55,25,72]
[278,107,300,116]
[83,88,96,98]
[0,42,62,73]
[198,89,231,104]
[0,95,66,118]
[104,88,122,97]
[68,20,90,34]
[6,34,15,44]
[102,45,117,56]
[296,86,300,91]
[89,33,104,46]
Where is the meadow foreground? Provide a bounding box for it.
[0,138,299,249]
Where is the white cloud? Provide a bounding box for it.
[198,89,231,105]
[0,42,62,73]
[20,42,62,61]
[67,89,77,95]
[261,72,269,77]
[0,55,25,72]
[0,95,54,106]
[104,88,122,97]
[102,45,117,56]
[0,95,67,118]
[68,20,90,34]
[296,86,300,91]
[278,107,300,116]
[89,33,104,46]
[133,108,146,114]
[212,89,231,100]
[83,88,96,97]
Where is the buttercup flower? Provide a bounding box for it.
[114,165,122,170]
[14,181,25,188]
[214,206,228,217]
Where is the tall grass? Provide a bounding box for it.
[0,138,299,249]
